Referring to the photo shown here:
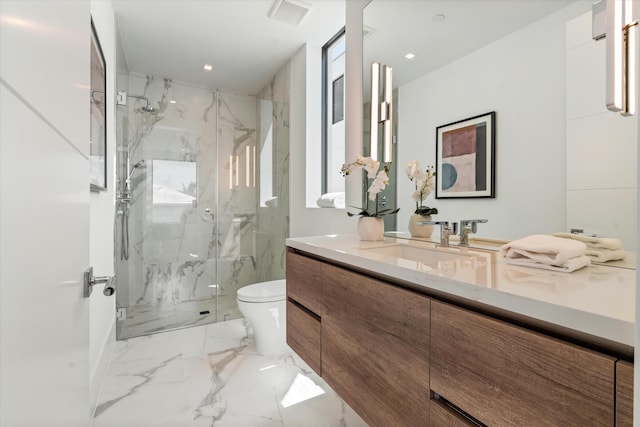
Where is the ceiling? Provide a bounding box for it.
[112,0,346,95]
[113,0,581,96]
[363,0,580,93]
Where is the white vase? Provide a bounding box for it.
[357,216,384,241]
[408,214,433,238]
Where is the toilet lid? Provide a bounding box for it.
[237,279,286,303]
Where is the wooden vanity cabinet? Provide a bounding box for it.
[321,262,431,427]
[285,250,323,374]
[286,248,633,426]
[431,300,616,426]
[616,360,634,426]
[286,249,323,314]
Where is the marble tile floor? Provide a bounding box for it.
[117,295,242,340]
[94,318,368,427]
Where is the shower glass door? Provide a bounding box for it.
[115,77,251,339]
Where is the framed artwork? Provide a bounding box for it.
[436,111,495,199]
[90,18,107,192]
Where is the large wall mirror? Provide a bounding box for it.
[363,0,638,254]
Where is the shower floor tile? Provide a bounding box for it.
[117,295,242,340]
[94,318,368,427]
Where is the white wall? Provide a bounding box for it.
[395,2,591,241]
[290,44,354,237]
[288,0,370,238]
[565,11,637,251]
[89,0,117,415]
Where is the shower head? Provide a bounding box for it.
[128,159,146,180]
[123,93,157,113]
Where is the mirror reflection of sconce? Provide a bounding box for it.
[603,0,637,116]
[228,145,256,190]
[370,62,393,162]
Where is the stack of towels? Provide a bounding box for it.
[499,234,590,273]
[551,232,627,262]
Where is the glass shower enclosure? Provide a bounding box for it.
[115,73,289,339]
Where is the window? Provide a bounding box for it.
[322,28,346,195]
[152,159,196,223]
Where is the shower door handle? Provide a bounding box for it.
[84,267,116,298]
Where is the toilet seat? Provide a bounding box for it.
[237,279,286,303]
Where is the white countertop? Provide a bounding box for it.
[286,234,636,348]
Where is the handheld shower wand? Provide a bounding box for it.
[122,159,146,201]
[128,159,146,180]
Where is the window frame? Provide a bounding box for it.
[321,27,346,195]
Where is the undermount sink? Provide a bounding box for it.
[361,244,471,265]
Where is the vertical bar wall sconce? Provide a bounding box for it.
[229,155,233,190]
[369,62,393,162]
[245,145,251,187]
[235,155,239,187]
[252,145,256,188]
[606,0,638,116]
[383,65,393,162]
[370,62,380,161]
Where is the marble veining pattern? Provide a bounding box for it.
[115,65,291,338]
[94,319,368,427]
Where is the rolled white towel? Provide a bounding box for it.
[265,196,278,207]
[316,192,345,209]
[552,232,623,250]
[500,234,587,266]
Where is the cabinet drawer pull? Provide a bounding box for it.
[432,392,486,427]
[287,297,321,320]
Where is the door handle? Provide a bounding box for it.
[84,267,116,298]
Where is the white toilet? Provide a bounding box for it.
[236,279,287,356]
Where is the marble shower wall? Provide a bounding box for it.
[115,74,262,332]
[255,62,291,282]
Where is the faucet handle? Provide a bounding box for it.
[417,220,448,226]
[461,219,488,233]
[417,220,457,234]
[416,221,457,247]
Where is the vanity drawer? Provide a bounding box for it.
[286,300,321,374]
[430,398,477,426]
[431,301,616,426]
[616,360,634,426]
[322,262,430,427]
[286,249,323,315]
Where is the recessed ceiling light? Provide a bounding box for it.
[203,64,213,71]
[432,13,446,22]
[405,53,416,60]
[170,100,176,104]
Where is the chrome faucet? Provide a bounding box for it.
[459,219,488,246]
[417,220,458,247]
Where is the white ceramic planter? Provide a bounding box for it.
[357,216,384,241]
[408,214,433,238]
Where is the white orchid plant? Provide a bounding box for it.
[341,155,400,217]
[406,160,438,217]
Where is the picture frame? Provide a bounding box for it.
[90,18,107,192]
[435,111,495,199]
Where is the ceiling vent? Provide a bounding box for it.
[268,0,313,26]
